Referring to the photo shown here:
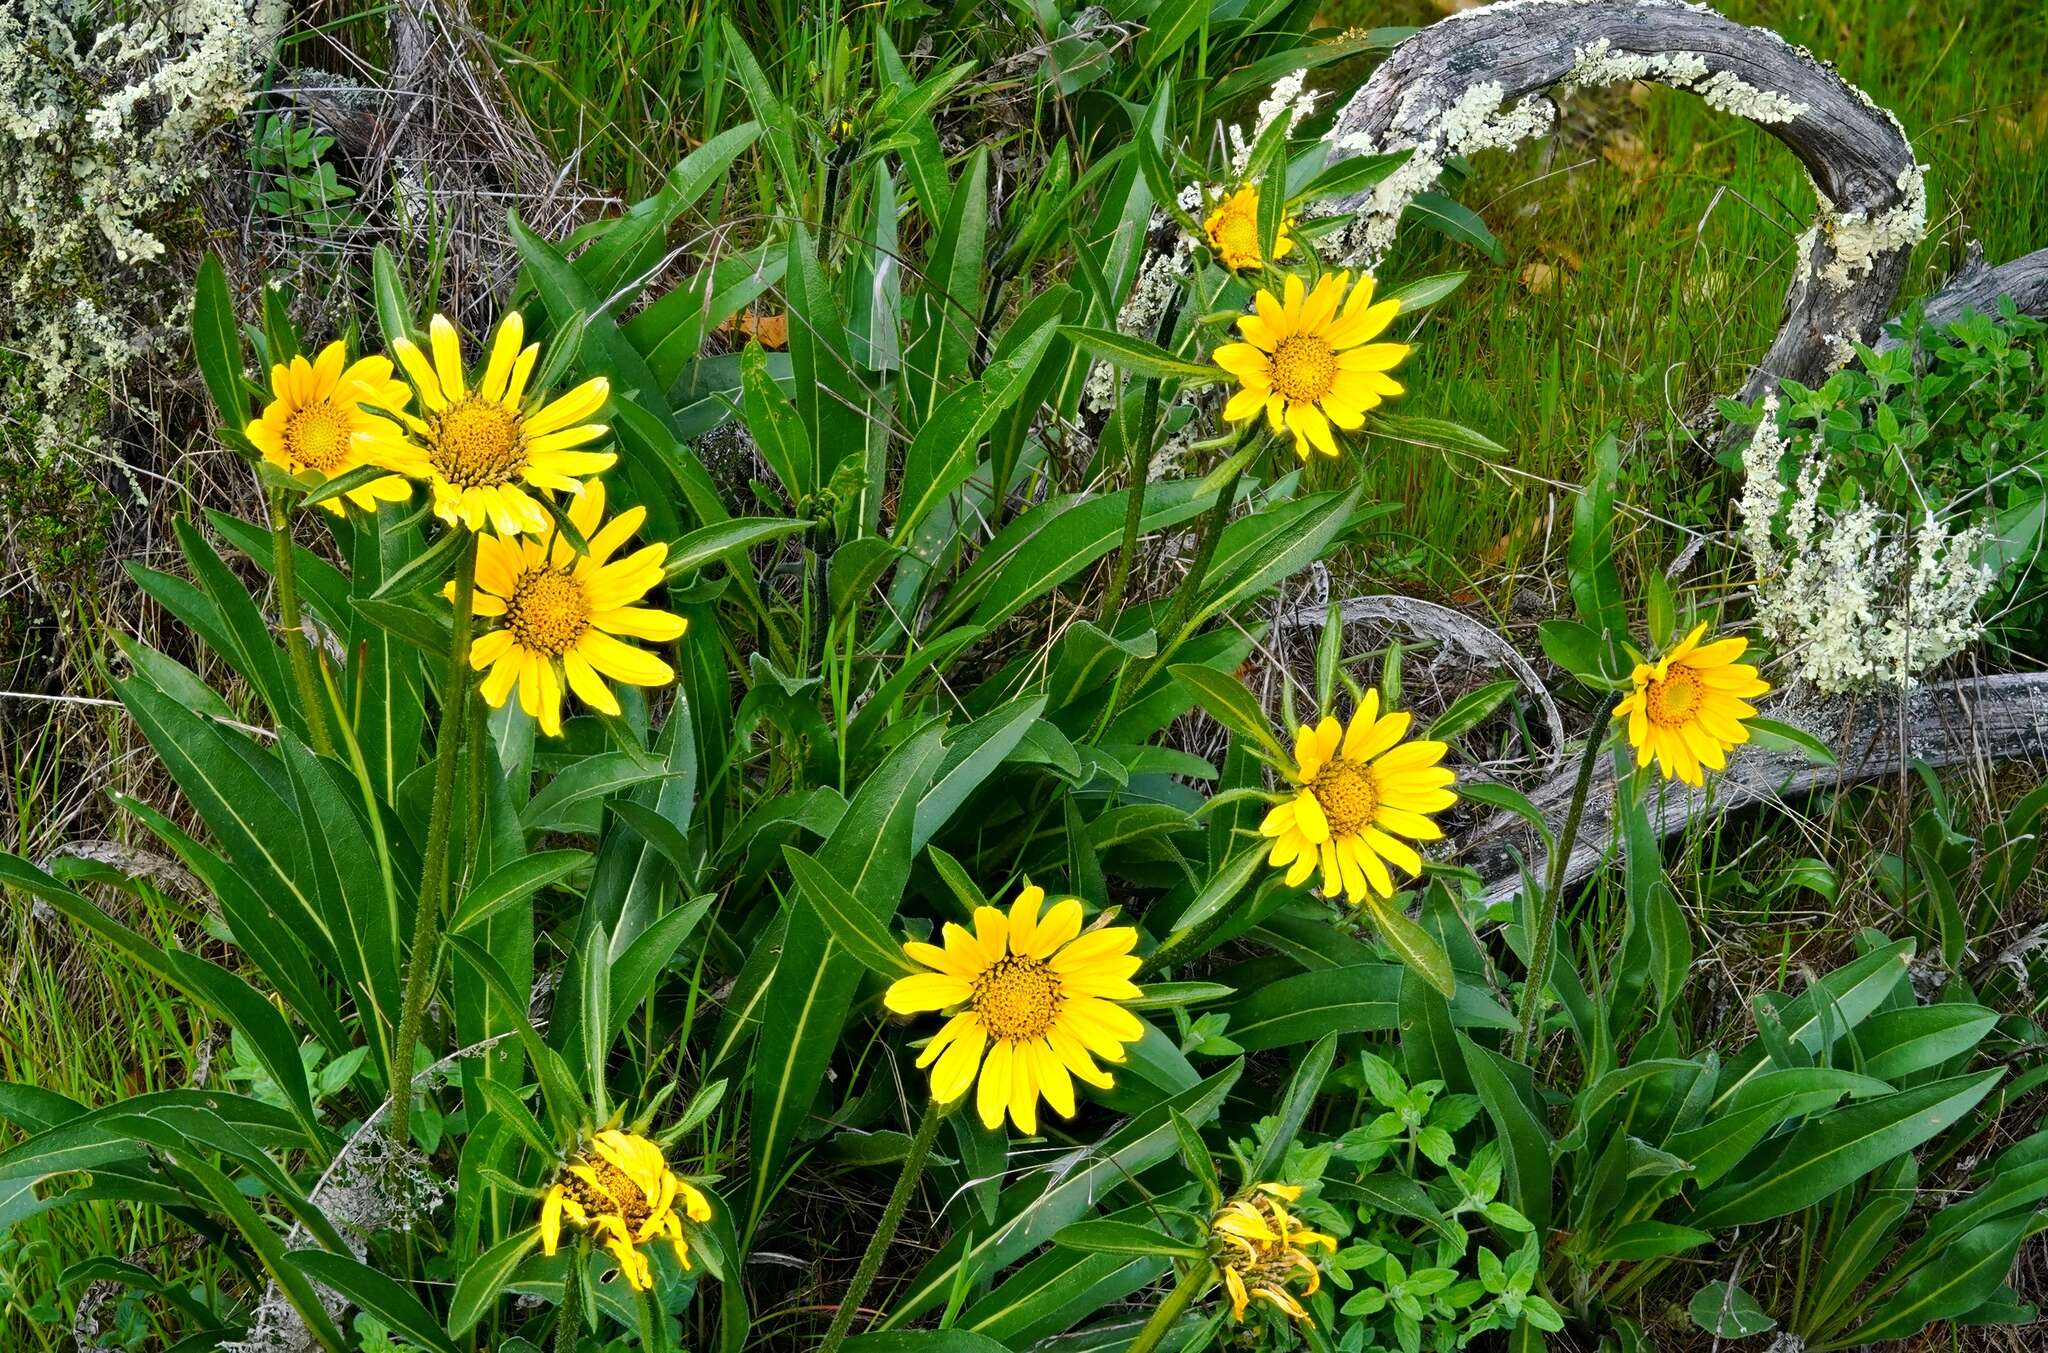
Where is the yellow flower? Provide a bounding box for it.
[1261,692,1457,904]
[1203,184,1295,272]
[538,1129,711,1292]
[244,341,415,516]
[1212,1184,1337,1323]
[1214,271,1409,459]
[453,479,685,738]
[885,886,1144,1134]
[380,312,616,534]
[1612,622,1772,787]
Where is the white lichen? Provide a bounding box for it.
[2,0,282,460]
[1562,38,1808,122]
[1737,401,1996,693]
[1813,162,1928,289]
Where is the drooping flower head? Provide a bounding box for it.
[1203,184,1295,272]
[1612,623,1772,786]
[539,1129,711,1292]
[1214,271,1409,459]
[885,886,1144,1134]
[453,479,685,737]
[244,341,415,516]
[1212,1182,1337,1323]
[381,312,616,535]
[1261,692,1457,904]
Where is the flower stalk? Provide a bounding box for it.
[817,1096,952,1353]
[1126,1262,1216,1353]
[1512,723,1606,1060]
[388,529,479,1149]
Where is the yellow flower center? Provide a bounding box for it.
[284,401,351,472]
[1208,203,1262,269]
[429,397,527,488]
[1310,758,1379,835]
[1645,670,1702,726]
[506,567,590,656]
[973,954,1062,1042]
[563,1157,653,1230]
[1270,334,1337,405]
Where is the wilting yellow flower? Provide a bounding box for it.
[885,886,1144,1134]
[539,1129,711,1292]
[1214,271,1408,459]
[1261,692,1457,904]
[244,341,414,515]
[1212,1183,1337,1323]
[380,312,615,535]
[452,479,685,738]
[1203,184,1295,272]
[1612,622,1772,786]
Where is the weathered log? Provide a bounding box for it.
[1462,673,2048,903]
[1875,244,2048,351]
[1320,0,1926,404]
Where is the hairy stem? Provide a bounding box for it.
[554,1247,582,1353]
[1126,1261,1215,1353]
[269,487,333,755]
[817,1095,950,1353]
[388,530,478,1150]
[1513,724,1606,1060]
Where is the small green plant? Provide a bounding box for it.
[251,115,362,232]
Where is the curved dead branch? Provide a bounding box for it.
[1876,244,2048,351]
[1321,0,1925,404]
[1463,673,2048,903]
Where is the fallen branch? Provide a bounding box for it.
[1320,0,1925,403]
[1876,244,2048,351]
[1462,673,2048,903]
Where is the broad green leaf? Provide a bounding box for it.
[447,1226,542,1337]
[1058,325,1220,383]
[1250,1032,1336,1183]
[1745,716,1837,766]
[1462,1036,1554,1238]
[782,845,920,979]
[1592,1221,1712,1262]
[449,850,589,934]
[738,342,812,503]
[192,253,253,433]
[1689,1070,2002,1228]
[1228,963,1510,1051]
[1855,1004,1997,1082]
[1828,1212,2035,1348]
[1168,664,1287,762]
[1363,893,1456,999]
[290,1251,461,1353]
[1689,1280,1776,1338]
[1051,1219,1206,1260]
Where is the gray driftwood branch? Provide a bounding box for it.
[1462,673,2048,903]
[1320,0,1928,404]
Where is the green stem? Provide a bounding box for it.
[639,1281,667,1353]
[1126,1262,1215,1353]
[1512,725,1606,1061]
[817,1096,950,1353]
[269,487,333,755]
[555,1247,582,1353]
[388,530,478,1150]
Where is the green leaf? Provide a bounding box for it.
[666,516,811,580]
[371,244,416,348]
[1745,716,1836,766]
[447,1226,543,1337]
[1593,1221,1712,1262]
[297,463,391,509]
[1228,964,1509,1051]
[782,845,921,979]
[520,751,672,832]
[739,341,812,503]
[1829,1212,2035,1348]
[1537,619,1605,680]
[1363,893,1456,999]
[290,1251,461,1353]
[1460,781,1550,844]
[1689,1280,1776,1338]
[1378,272,1467,315]
[1250,1032,1336,1183]
[1689,1070,2002,1228]
[1410,190,1503,262]
[450,850,589,935]
[192,253,253,433]
[1051,1219,1206,1260]
[1298,149,1415,201]
[1426,680,1517,741]
[1462,1036,1554,1238]
[1568,432,1627,660]
[608,896,714,1041]
[1058,326,1221,383]
[1856,1004,1998,1082]
[1169,664,1286,762]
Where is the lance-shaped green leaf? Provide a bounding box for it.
[450,850,591,935]
[782,845,921,979]
[1059,325,1222,383]
[1051,1218,1206,1260]
[448,1226,544,1338]
[291,1251,461,1353]
[1689,1069,2003,1228]
[1169,664,1287,762]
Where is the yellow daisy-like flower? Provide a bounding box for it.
[1611,622,1772,787]
[244,341,415,516]
[1212,1183,1337,1324]
[1214,271,1409,459]
[884,886,1145,1134]
[1203,184,1295,272]
[1260,691,1458,904]
[380,311,616,535]
[452,479,686,738]
[538,1129,712,1292]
